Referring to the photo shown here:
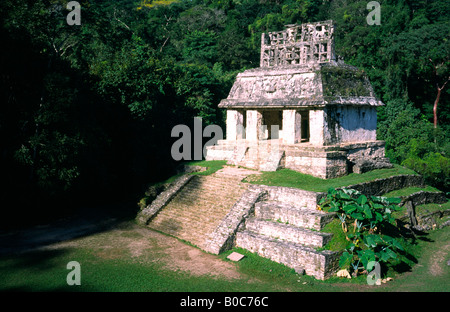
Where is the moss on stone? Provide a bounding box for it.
[321,65,371,97]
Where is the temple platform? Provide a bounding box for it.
[205,139,392,179]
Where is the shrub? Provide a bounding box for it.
[402,152,450,193]
[319,188,405,277]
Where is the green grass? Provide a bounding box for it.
[389,195,450,220]
[184,160,227,176]
[318,219,349,252]
[383,186,441,198]
[73,161,450,292]
[1,224,448,291]
[243,165,417,192]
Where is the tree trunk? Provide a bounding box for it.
[429,59,449,129]
[433,86,441,128]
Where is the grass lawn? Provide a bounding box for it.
[2,161,447,293]
[144,161,417,194]
[0,221,448,292]
[243,165,417,192]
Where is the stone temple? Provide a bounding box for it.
[206,20,391,178]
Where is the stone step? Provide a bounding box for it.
[258,185,325,210]
[149,208,225,225]
[147,173,249,249]
[229,144,248,166]
[185,177,246,189]
[254,201,335,230]
[235,230,340,280]
[171,194,244,207]
[149,210,228,248]
[245,218,333,248]
[152,212,223,229]
[173,188,243,199]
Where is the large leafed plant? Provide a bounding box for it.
[319,188,404,276]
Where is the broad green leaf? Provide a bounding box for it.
[375,212,383,222]
[339,251,353,268]
[358,249,375,269]
[363,206,373,218]
[328,206,339,212]
[357,195,368,205]
[390,238,404,251]
[387,248,397,259]
[343,204,357,214]
[379,250,391,262]
[351,212,364,220]
[364,235,377,248]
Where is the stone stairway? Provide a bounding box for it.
[141,166,448,280]
[146,169,250,249]
[235,195,340,280]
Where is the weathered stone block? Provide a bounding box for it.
[254,201,334,231]
[235,230,340,280]
[245,218,332,248]
[342,174,425,196]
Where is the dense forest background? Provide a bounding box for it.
[1,0,449,228]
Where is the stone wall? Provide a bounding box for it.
[341,174,425,196]
[324,106,377,145]
[136,174,193,225]
[256,185,325,209]
[235,230,340,280]
[400,190,448,206]
[206,140,390,179]
[245,218,333,248]
[283,148,348,179]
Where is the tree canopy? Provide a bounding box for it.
[1,0,449,227]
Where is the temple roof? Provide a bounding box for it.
[219,21,384,109]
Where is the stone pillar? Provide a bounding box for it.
[246,110,263,141]
[226,110,245,140]
[309,109,325,146]
[282,110,301,144]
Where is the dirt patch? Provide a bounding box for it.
[95,247,126,260]
[429,243,450,276]
[129,226,243,280]
[40,222,246,280]
[159,237,243,279]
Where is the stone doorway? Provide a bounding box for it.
[262,110,282,139]
[301,111,310,142]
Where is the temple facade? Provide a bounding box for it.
[206,21,391,178]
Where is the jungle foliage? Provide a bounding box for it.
[0,0,449,226]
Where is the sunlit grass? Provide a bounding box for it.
[243,164,417,192]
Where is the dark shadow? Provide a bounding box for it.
[0,249,67,272]
[0,200,139,256]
